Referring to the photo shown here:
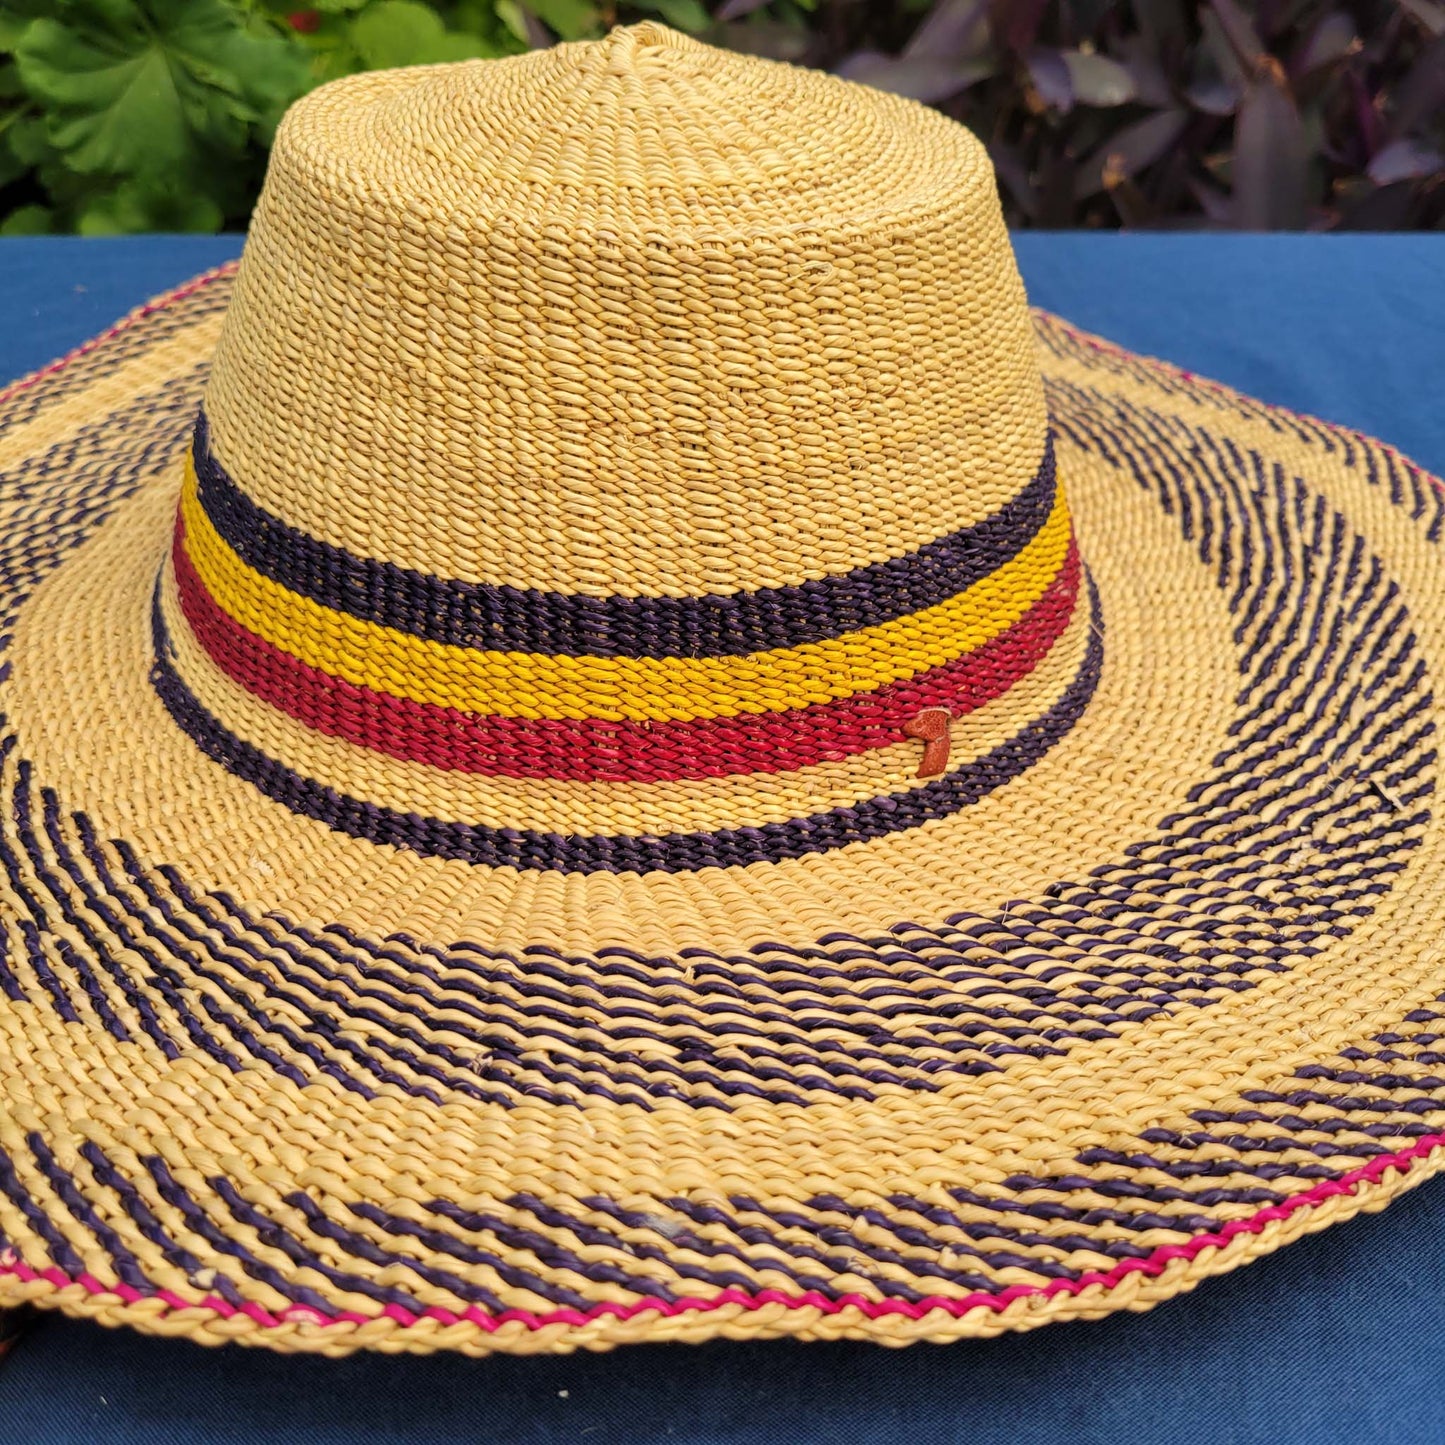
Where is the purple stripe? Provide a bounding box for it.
[0,918,24,1003]
[71,824,524,1108]
[144,1156,336,1314]
[595,1193,979,1294]
[148,576,1106,874]
[925,1186,1218,1236]
[192,409,1060,659]
[800,1191,1158,1267]
[0,369,207,649]
[514,1193,803,1296]
[208,1175,434,1316]
[37,789,182,1056]
[280,1191,507,1313]
[0,1144,86,1276]
[38,774,320,1086]
[349,1199,597,1312]
[25,1133,151,1292]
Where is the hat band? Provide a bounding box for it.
[148,577,1104,872]
[147,414,1102,870]
[171,479,1074,721]
[187,413,1062,658]
[168,418,1077,776]
[169,522,1082,782]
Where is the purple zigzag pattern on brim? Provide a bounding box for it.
[0,365,210,683]
[4,1115,1445,1328]
[0,759,1303,1111]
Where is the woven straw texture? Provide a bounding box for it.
[1,23,1443,1357]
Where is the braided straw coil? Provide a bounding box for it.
[1,22,1444,1356]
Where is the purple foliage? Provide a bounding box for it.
[713,0,1445,228]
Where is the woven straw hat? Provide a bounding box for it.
[1,21,1443,1358]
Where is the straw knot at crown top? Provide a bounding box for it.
[593,18,706,71]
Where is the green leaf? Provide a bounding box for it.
[0,15,32,50]
[493,0,530,44]
[349,1,488,67]
[75,174,224,234]
[6,109,54,165]
[634,0,711,32]
[282,0,371,12]
[443,0,527,51]
[526,0,603,41]
[0,202,53,234]
[14,0,311,180]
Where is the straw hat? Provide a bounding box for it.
[0,21,1442,1358]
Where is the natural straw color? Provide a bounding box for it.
[0,23,1443,1357]
[204,21,1047,596]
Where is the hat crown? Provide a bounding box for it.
[257,20,975,239]
[171,28,1077,806]
[199,24,1050,603]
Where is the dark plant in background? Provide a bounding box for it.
[826,0,1445,228]
[0,0,1439,233]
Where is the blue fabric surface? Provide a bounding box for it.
[0,234,1443,1443]
[1,1180,1444,1445]
[1012,233,1444,476]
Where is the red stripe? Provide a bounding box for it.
[170,519,1081,783]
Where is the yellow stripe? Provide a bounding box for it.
[161,563,1096,835]
[179,464,1072,723]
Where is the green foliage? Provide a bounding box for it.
[350,2,488,64]
[0,0,1440,232]
[0,0,530,231]
[16,1,302,172]
[1,0,310,232]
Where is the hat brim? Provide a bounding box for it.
[1,266,1442,1355]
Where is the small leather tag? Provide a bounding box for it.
[902,708,952,778]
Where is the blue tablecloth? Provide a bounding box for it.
[0,234,1442,1445]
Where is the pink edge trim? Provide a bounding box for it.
[0,261,239,409]
[3,1131,1443,1336]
